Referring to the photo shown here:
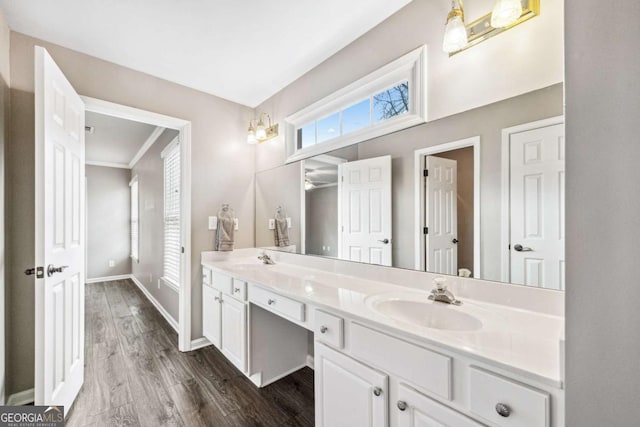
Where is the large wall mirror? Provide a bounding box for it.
[255,83,565,290]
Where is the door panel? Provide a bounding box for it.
[221,296,247,372]
[315,343,388,427]
[425,156,458,275]
[509,123,565,289]
[339,156,392,266]
[396,383,481,427]
[35,46,85,409]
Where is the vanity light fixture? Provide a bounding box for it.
[442,0,468,53]
[247,113,279,144]
[442,0,540,55]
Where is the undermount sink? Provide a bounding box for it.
[367,293,483,332]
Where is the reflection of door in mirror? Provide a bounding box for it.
[338,155,392,266]
[509,122,565,290]
[425,156,458,275]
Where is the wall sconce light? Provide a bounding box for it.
[247,113,279,144]
[442,0,540,55]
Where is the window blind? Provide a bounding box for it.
[162,139,181,286]
[130,177,139,260]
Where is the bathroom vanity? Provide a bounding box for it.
[201,249,564,427]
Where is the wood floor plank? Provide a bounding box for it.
[67,280,314,426]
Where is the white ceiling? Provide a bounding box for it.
[85,111,158,165]
[0,0,412,107]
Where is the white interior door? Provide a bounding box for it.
[338,155,392,266]
[509,123,565,289]
[34,46,85,409]
[425,156,458,275]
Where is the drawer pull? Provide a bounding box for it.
[320,326,328,334]
[268,299,276,305]
[495,403,511,418]
[397,401,408,411]
[373,387,382,397]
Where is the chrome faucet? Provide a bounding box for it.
[258,254,275,265]
[428,277,461,305]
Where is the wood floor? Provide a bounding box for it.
[67,279,315,427]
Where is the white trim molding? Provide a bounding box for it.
[82,96,192,352]
[414,136,481,277]
[129,126,165,168]
[85,274,133,284]
[85,160,130,169]
[284,45,427,163]
[500,116,565,282]
[190,337,212,351]
[130,275,179,332]
[7,388,35,406]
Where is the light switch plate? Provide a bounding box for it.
[208,216,217,230]
[268,219,275,230]
[234,218,239,230]
[286,217,292,229]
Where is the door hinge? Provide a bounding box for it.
[181,246,185,254]
[423,169,429,177]
[423,227,429,235]
[341,175,344,182]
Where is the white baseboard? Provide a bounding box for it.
[129,275,179,333]
[86,274,132,284]
[306,354,315,370]
[190,337,211,351]
[7,388,34,406]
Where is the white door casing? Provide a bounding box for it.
[338,155,392,266]
[34,46,85,408]
[509,123,565,289]
[425,156,458,275]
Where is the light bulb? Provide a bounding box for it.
[491,0,523,28]
[255,121,267,140]
[442,11,468,53]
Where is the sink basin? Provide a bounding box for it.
[229,263,272,272]
[367,294,483,332]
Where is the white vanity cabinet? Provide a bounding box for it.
[201,267,248,373]
[315,342,389,427]
[395,384,482,427]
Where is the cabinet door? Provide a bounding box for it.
[221,296,247,372]
[315,343,388,427]
[396,384,482,427]
[202,285,221,349]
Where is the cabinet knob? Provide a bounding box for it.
[372,387,382,397]
[320,326,328,334]
[268,299,276,305]
[397,401,408,411]
[495,403,511,417]
[234,288,240,293]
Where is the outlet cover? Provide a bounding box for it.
[208,216,217,230]
[108,260,115,267]
[268,219,275,230]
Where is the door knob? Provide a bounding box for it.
[378,238,390,244]
[513,244,533,252]
[47,264,69,277]
[452,238,459,244]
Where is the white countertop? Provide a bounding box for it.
[202,254,564,388]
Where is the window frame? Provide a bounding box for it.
[161,137,181,289]
[129,175,139,263]
[284,45,427,163]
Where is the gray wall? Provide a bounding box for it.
[437,147,474,273]
[6,31,255,395]
[131,129,180,321]
[305,186,338,257]
[86,165,132,279]
[565,1,640,425]
[0,8,9,405]
[255,163,302,250]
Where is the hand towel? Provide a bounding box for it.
[215,216,235,251]
[274,217,289,247]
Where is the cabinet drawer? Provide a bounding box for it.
[397,383,482,427]
[202,267,212,285]
[314,310,344,349]
[350,323,452,400]
[231,278,247,301]
[212,272,233,295]
[469,367,550,427]
[250,286,305,322]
